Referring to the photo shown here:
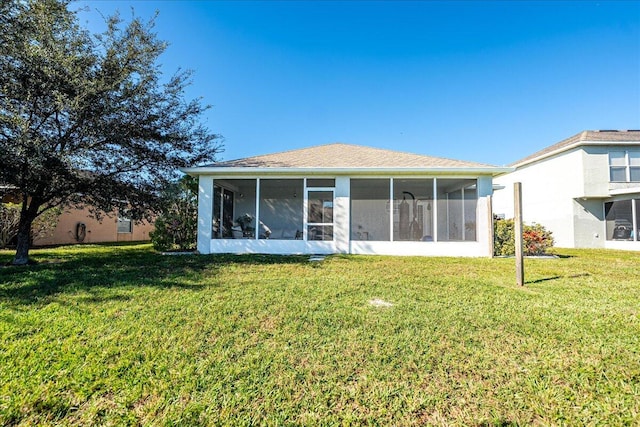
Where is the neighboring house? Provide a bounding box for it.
[182,143,509,257]
[35,206,154,246]
[1,187,153,246]
[493,130,640,250]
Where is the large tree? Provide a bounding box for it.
[0,0,221,265]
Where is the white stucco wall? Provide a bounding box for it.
[492,149,585,248]
[334,177,350,254]
[197,176,214,254]
[581,147,611,197]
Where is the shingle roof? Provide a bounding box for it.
[203,143,495,169]
[512,130,640,167]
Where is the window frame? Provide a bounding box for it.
[604,198,638,241]
[305,187,335,241]
[609,150,640,183]
[117,217,133,234]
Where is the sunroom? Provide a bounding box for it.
[182,144,510,257]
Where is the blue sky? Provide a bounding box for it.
[74,1,640,166]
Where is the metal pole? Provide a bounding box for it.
[514,182,524,286]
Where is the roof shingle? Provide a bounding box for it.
[512,130,640,166]
[205,143,495,169]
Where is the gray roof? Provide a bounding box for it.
[512,130,640,167]
[202,143,496,169]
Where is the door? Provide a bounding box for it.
[213,186,234,238]
[306,190,334,241]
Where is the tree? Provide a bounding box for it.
[150,175,198,252]
[0,0,221,265]
[0,203,21,249]
[0,202,60,248]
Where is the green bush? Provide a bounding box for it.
[150,176,198,252]
[494,218,554,256]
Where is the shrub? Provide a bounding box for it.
[494,218,554,256]
[150,176,198,252]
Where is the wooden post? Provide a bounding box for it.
[514,182,524,286]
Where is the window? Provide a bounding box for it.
[117,217,132,233]
[609,151,640,182]
[259,179,303,240]
[350,179,390,241]
[350,178,478,243]
[605,199,637,241]
[436,179,477,242]
[213,179,257,239]
[393,179,434,241]
[631,152,640,182]
[307,179,335,187]
[307,190,334,240]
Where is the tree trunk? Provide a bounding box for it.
[12,211,34,266]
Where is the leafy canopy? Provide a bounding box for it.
[0,0,220,263]
[0,0,219,219]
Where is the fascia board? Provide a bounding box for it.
[180,166,514,177]
[513,140,640,168]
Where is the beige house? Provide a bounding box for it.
[1,188,153,246]
[35,206,154,246]
[183,143,509,257]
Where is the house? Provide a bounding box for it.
[1,186,153,246]
[34,206,154,246]
[492,130,640,250]
[182,143,510,257]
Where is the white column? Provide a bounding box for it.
[334,177,350,254]
[197,175,214,254]
[476,175,494,257]
[433,179,438,242]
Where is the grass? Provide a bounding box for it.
[0,244,639,426]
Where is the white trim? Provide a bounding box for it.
[254,178,261,240]
[513,140,640,169]
[209,239,336,255]
[433,179,438,242]
[610,187,640,196]
[604,240,640,251]
[633,199,638,242]
[389,179,394,241]
[349,240,485,257]
[182,166,511,176]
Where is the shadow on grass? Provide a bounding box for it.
[526,272,590,285]
[0,248,311,306]
[526,276,562,284]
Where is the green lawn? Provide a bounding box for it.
[1,244,639,426]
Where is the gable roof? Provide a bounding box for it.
[183,143,508,176]
[512,130,640,167]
